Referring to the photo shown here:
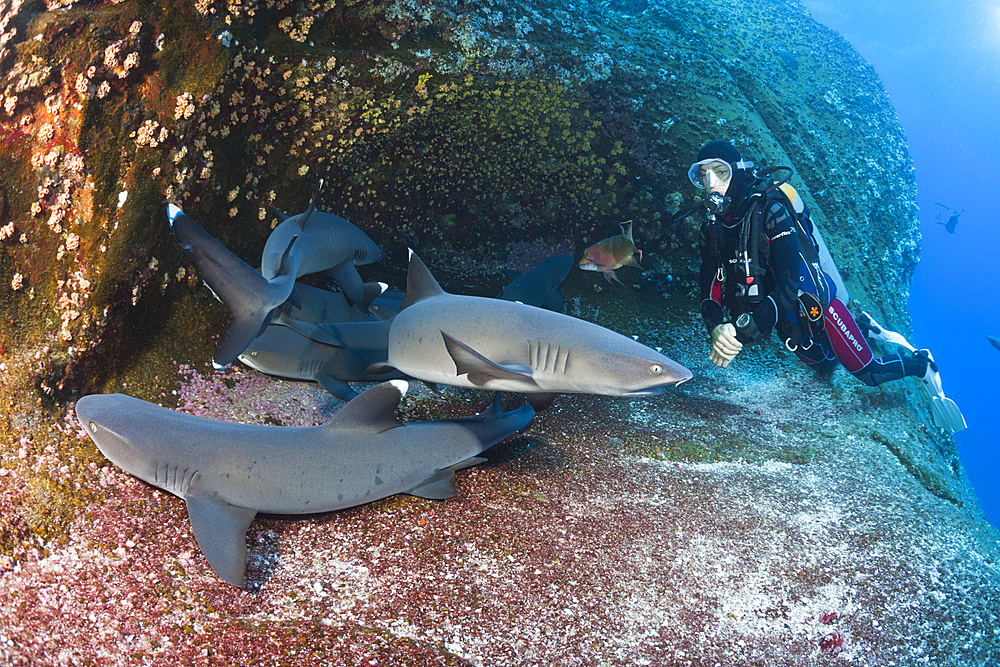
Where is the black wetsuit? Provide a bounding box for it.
[697,194,927,386]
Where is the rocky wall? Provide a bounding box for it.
[1,1,996,665]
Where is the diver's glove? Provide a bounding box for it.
[710,323,743,368]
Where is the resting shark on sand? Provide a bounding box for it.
[76,381,534,588]
[239,317,406,401]
[282,281,386,325]
[366,250,692,408]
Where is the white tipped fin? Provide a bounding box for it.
[327,380,406,433]
[167,203,183,226]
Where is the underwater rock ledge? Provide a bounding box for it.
[0,0,997,665]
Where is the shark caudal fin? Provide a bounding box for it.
[168,205,296,368]
[294,179,324,230]
[442,392,536,449]
[400,249,446,310]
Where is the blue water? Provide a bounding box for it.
[799,0,1000,527]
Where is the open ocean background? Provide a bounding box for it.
[798,0,1000,526]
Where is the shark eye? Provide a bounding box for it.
[650,364,663,375]
[250,351,259,357]
[88,421,98,433]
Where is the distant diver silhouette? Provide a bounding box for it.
[934,202,964,234]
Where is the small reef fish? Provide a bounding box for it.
[365,249,692,410]
[578,220,645,285]
[75,381,534,588]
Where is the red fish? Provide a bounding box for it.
[578,220,644,285]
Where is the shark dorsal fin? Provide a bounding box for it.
[275,235,298,277]
[327,379,406,433]
[400,249,446,310]
[296,179,324,230]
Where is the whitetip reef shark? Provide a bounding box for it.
[365,250,693,408]
[76,381,534,588]
[168,186,382,367]
[238,316,405,401]
[260,180,382,305]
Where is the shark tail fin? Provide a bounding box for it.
[167,205,293,368]
[297,179,324,230]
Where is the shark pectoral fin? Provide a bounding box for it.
[441,332,534,385]
[214,312,269,368]
[365,361,399,375]
[267,206,289,222]
[317,375,358,401]
[185,492,257,588]
[406,458,487,500]
[278,319,345,347]
[327,262,364,306]
[525,392,557,411]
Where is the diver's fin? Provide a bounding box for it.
[914,349,967,433]
[858,311,916,352]
[930,396,968,433]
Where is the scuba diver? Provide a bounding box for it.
[934,203,964,234]
[688,140,966,433]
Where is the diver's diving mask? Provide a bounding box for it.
[687,158,754,192]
